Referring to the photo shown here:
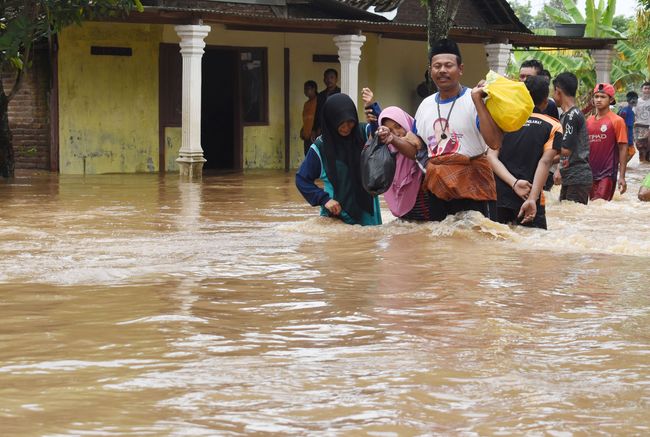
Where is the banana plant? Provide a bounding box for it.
[508,49,596,107]
[543,0,624,38]
[612,39,650,89]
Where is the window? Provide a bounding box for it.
[240,48,268,125]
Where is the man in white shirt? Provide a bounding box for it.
[378,38,502,221]
[634,81,650,162]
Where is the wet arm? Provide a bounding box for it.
[295,149,330,207]
[486,148,516,187]
[530,149,557,202]
[618,142,628,193]
[391,131,420,160]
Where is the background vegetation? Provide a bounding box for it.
[507,0,650,108]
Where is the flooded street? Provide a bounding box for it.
[1,164,649,436]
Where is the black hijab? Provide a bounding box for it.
[319,93,374,221]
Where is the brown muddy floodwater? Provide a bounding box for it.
[1,162,650,436]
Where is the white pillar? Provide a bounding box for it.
[593,47,615,84]
[175,24,211,179]
[333,34,366,105]
[484,43,512,76]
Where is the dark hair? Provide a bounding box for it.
[427,38,462,65]
[324,68,338,78]
[642,81,650,88]
[626,91,638,100]
[540,69,552,80]
[524,75,550,106]
[304,80,317,91]
[520,59,544,74]
[553,72,578,97]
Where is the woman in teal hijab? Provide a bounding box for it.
[295,93,381,225]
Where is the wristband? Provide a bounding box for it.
[512,179,519,189]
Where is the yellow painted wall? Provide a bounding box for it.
[284,36,491,168]
[165,127,182,172]
[58,22,492,174]
[368,40,490,117]
[58,22,162,174]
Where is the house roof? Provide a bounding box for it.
[133,0,618,49]
[338,0,403,12]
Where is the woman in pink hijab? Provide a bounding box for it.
[377,107,426,219]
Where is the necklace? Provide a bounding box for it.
[436,86,462,140]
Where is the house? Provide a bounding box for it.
[6,0,619,176]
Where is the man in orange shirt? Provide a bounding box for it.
[300,80,318,155]
[586,83,628,201]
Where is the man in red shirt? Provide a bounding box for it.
[586,83,628,201]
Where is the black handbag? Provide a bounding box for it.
[360,132,397,196]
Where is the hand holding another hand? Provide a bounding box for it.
[518,198,537,224]
[377,126,394,145]
[513,179,532,200]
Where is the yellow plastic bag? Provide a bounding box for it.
[483,70,534,132]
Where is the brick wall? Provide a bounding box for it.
[1,48,51,170]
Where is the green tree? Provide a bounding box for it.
[510,0,648,106]
[612,15,632,34]
[0,0,143,178]
[418,0,462,92]
[534,0,569,29]
[420,1,461,52]
[508,1,535,29]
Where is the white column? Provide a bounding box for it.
[333,35,366,105]
[592,47,615,84]
[484,43,512,76]
[175,24,211,179]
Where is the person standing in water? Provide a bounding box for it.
[295,93,381,226]
[633,81,650,162]
[379,38,503,221]
[586,83,628,201]
[487,75,561,229]
[617,91,638,163]
[360,87,424,220]
[518,60,560,120]
[552,72,593,205]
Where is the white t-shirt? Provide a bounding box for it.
[635,96,650,126]
[414,87,487,158]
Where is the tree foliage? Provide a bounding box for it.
[508,0,649,108]
[419,0,461,92]
[0,0,143,177]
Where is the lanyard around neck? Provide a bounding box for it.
[436,87,463,140]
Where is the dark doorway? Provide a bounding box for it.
[201,48,239,170]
